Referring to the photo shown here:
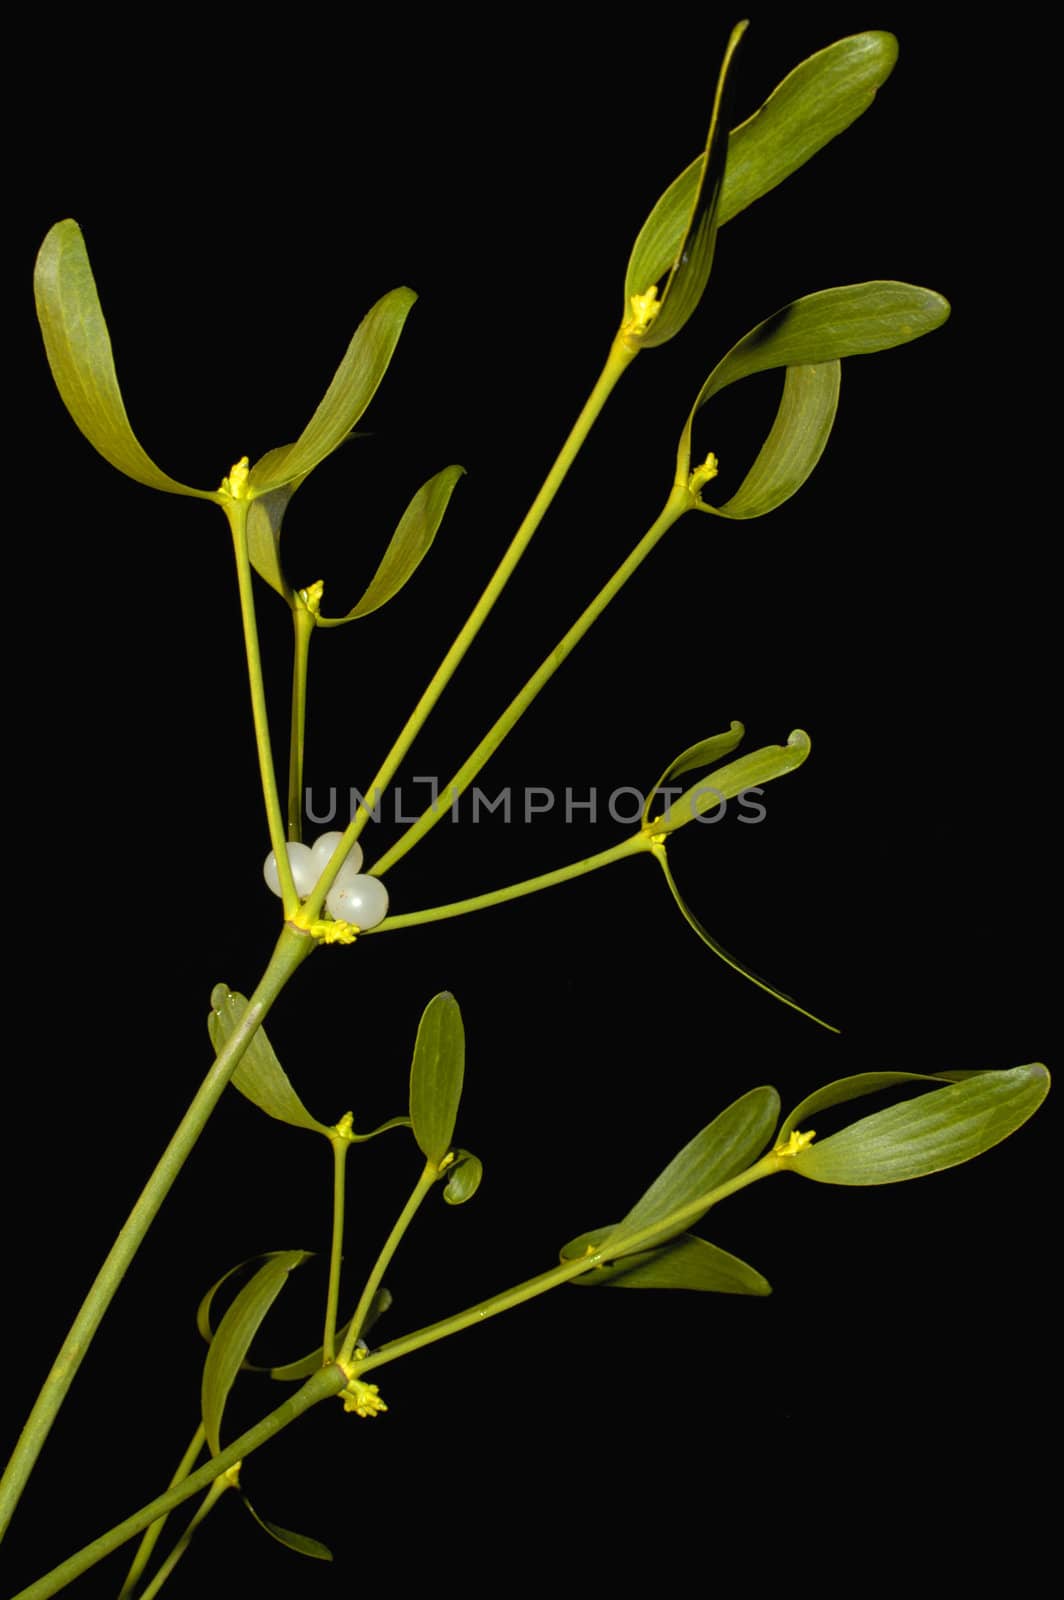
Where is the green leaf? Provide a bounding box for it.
[694,282,950,412]
[561,1228,770,1295]
[707,361,840,520]
[626,33,898,306]
[633,22,746,348]
[642,721,745,827]
[655,846,837,1032]
[409,992,465,1166]
[788,1065,1050,1185]
[443,1150,483,1205]
[778,1070,959,1143]
[242,1495,332,1561]
[34,220,213,499]
[654,728,810,833]
[600,1086,780,1258]
[246,468,300,601]
[201,1251,310,1454]
[317,465,466,625]
[248,287,417,493]
[208,984,331,1136]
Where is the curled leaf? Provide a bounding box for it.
[201,1251,311,1454]
[443,1150,483,1206]
[647,728,810,834]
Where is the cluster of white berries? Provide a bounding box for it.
[263,832,389,930]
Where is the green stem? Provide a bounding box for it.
[338,1160,439,1365]
[302,333,640,920]
[13,1367,347,1600]
[288,603,315,842]
[227,497,297,912]
[0,924,314,1543]
[136,1475,230,1600]
[369,483,691,877]
[365,832,650,933]
[356,1155,779,1379]
[323,1133,351,1363]
[118,1425,206,1599]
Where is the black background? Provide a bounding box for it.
[5,8,1053,1594]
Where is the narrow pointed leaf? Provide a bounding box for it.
[197,1251,291,1348]
[409,991,465,1166]
[635,22,746,348]
[642,721,745,827]
[249,287,417,492]
[789,1065,1050,1185]
[706,361,840,520]
[626,33,897,304]
[242,1495,333,1561]
[655,728,810,833]
[317,464,466,624]
[208,984,331,1135]
[779,1070,959,1143]
[561,1227,770,1294]
[656,846,837,1032]
[201,1251,310,1454]
[34,220,212,498]
[601,1086,780,1258]
[443,1150,483,1205]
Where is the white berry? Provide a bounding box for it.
[310,831,363,877]
[325,873,389,929]
[263,841,316,897]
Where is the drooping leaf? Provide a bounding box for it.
[201,1251,310,1454]
[787,1065,1050,1185]
[561,1227,770,1294]
[677,282,948,496]
[653,728,810,833]
[707,361,840,520]
[409,992,465,1166]
[632,22,746,348]
[443,1150,483,1205]
[248,287,417,493]
[655,847,837,1032]
[208,984,331,1136]
[778,1070,960,1144]
[242,1495,333,1561]
[317,465,466,625]
[626,33,898,306]
[33,220,213,498]
[642,721,745,827]
[600,1087,780,1258]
